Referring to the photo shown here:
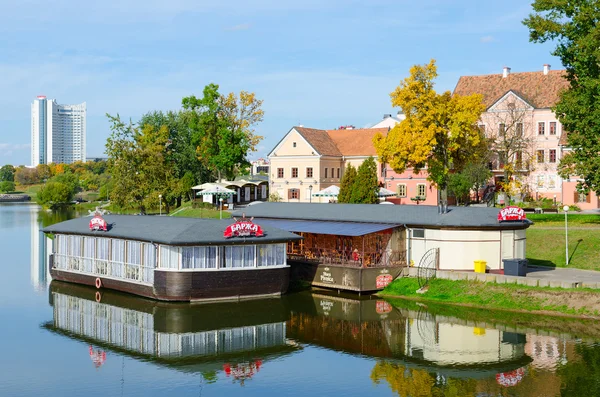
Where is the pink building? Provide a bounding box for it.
[454,65,599,209]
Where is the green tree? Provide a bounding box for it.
[37,182,74,207]
[374,60,485,208]
[182,83,264,182]
[14,167,40,185]
[524,2,600,196]
[448,172,472,206]
[338,164,357,203]
[0,165,15,182]
[0,181,15,193]
[350,157,379,204]
[463,162,492,203]
[105,114,178,214]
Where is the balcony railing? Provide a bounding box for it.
[287,247,407,268]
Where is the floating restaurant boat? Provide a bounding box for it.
[42,212,302,301]
[233,203,533,293]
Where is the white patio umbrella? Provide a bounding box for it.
[378,187,397,197]
[312,185,340,197]
[195,184,235,196]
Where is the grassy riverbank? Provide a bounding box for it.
[526,213,600,270]
[379,277,600,318]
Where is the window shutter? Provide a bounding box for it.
[574,191,579,203]
[587,193,591,203]
[288,189,292,199]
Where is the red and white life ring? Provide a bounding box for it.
[95,278,102,289]
[95,291,102,302]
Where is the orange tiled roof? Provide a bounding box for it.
[559,130,569,146]
[326,128,388,156]
[294,127,342,156]
[453,69,569,109]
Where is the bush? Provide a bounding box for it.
[0,181,15,193]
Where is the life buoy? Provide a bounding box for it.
[95,291,102,302]
[95,277,102,289]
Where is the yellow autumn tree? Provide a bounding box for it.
[374,60,485,208]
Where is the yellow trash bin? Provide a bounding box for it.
[474,260,487,273]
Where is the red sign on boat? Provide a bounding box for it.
[224,215,264,238]
[89,214,108,231]
[497,206,526,222]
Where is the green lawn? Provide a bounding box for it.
[525,213,600,270]
[527,228,600,269]
[170,206,225,219]
[379,277,600,317]
[527,213,600,227]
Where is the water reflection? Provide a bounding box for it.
[44,282,298,385]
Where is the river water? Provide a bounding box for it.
[1,203,599,396]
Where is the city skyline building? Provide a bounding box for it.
[31,96,86,166]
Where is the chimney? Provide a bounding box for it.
[543,64,551,75]
[502,66,511,78]
[383,114,392,119]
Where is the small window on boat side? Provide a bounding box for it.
[412,229,425,238]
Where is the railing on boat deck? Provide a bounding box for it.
[287,248,407,268]
[52,254,154,285]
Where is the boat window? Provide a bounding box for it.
[143,243,157,268]
[56,235,68,255]
[159,245,179,269]
[224,246,256,268]
[258,244,286,267]
[182,246,218,269]
[412,229,425,238]
[112,239,125,264]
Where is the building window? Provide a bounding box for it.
[381,162,387,177]
[306,167,313,178]
[331,168,335,178]
[516,123,523,136]
[337,168,340,178]
[537,150,545,163]
[478,125,486,134]
[397,184,407,197]
[515,151,523,169]
[291,167,298,178]
[549,149,556,163]
[576,192,591,203]
[538,122,545,135]
[288,189,299,200]
[550,122,557,135]
[293,142,297,148]
[277,168,284,178]
[325,168,328,178]
[417,184,426,198]
[498,123,506,137]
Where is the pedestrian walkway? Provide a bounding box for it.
[406,265,600,289]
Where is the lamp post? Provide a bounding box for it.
[309,185,313,203]
[564,205,570,265]
[219,198,223,220]
[159,194,162,216]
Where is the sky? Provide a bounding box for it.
[0,0,560,166]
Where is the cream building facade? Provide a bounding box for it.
[268,127,387,203]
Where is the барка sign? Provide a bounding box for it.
[497,206,526,222]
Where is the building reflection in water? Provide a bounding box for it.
[44,282,584,394]
[30,207,52,292]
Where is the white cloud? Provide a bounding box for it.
[480,35,495,43]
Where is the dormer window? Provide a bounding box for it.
[293,142,297,148]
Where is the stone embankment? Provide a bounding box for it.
[0,194,31,202]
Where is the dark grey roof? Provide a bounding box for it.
[257,219,399,236]
[42,215,303,246]
[232,203,532,230]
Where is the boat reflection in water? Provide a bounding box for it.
[44,283,538,391]
[43,282,299,385]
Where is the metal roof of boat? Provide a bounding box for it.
[42,215,302,246]
[232,203,532,230]
[255,219,398,236]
